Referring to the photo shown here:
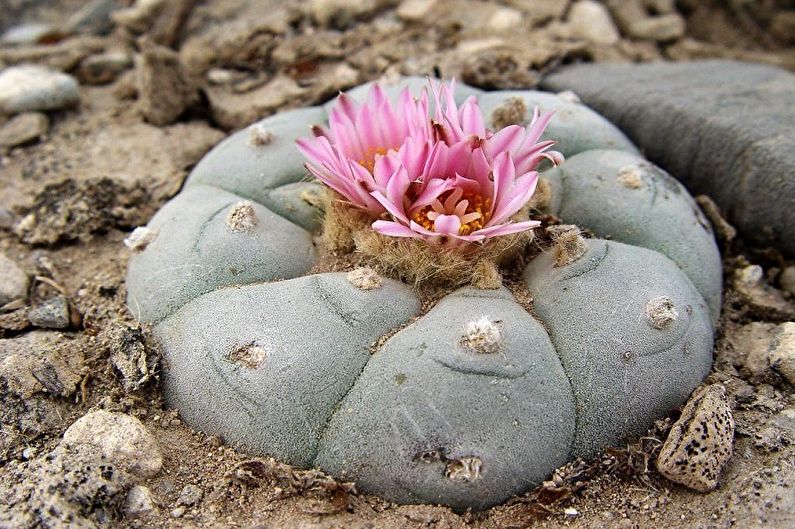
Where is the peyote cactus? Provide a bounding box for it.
[126,77,721,510]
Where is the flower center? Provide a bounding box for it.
[357,147,389,173]
[410,188,492,235]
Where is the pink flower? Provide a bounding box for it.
[297,79,564,245]
[370,141,542,246]
[296,84,431,215]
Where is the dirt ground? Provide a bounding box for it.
[1,1,795,528]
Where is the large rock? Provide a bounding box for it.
[541,61,795,255]
[316,287,575,511]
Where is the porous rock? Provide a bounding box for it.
[0,443,135,529]
[542,149,722,322]
[316,287,575,511]
[63,410,163,479]
[542,61,795,255]
[656,384,734,492]
[0,65,79,114]
[154,273,421,466]
[0,253,28,306]
[524,239,714,458]
[126,185,317,323]
[476,91,638,159]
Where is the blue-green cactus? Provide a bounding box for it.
[126,78,720,510]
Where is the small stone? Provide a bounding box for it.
[124,226,158,253]
[0,65,80,114]
[461,316,503,354]
[779,267,795,296]
[733,265,795,320]
[0,253,29,306]
[225,201,258,233]
[568,0,621,45]
[0,112,48,148]
[171,506,186,518]
[646,296,678,330]
[64,0,118,35]
[125,485,157,518]
[656,384,734,492]
[0,207,15,229]
[616,165,644,189]
[346,267,383,290]
[108,323,157,392]
[27,296,72,329]
[564,507,579,517]
[396,0,436,21]
[248,123,273,146]
[0,24,57,46]
[487,7,523,31]
[136,40,197,126]
[79,51,133,85]
[769,322,795,385]
[724,322,776,381]
[607,0,685,41]
[177,484,203,507]
[63,410,163,479]
[309,0,380,27]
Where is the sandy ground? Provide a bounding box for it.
[1,1,795,528]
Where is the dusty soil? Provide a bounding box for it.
[1,1,794,528]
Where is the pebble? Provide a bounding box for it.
[63,410,163,479]
[568,0,620,45]
[64,0,119,35]
[0,23,57,46]
[0,65,80,115]
[733,265,795,320]
[79,51,133,85]
[487,7,523,31]
[656,384,734,492]
[309,0,379,27]
[780,267,795,296]
[0,207,15,229]
[177,484,203,507]
[0,112,49,148]
[0,253,29,306]
[607,0,685,41]
[125,485,157,518]
[137,40,197,126]
[769,322,795,385]
[396,0,436,21]
[27,296,71,329]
